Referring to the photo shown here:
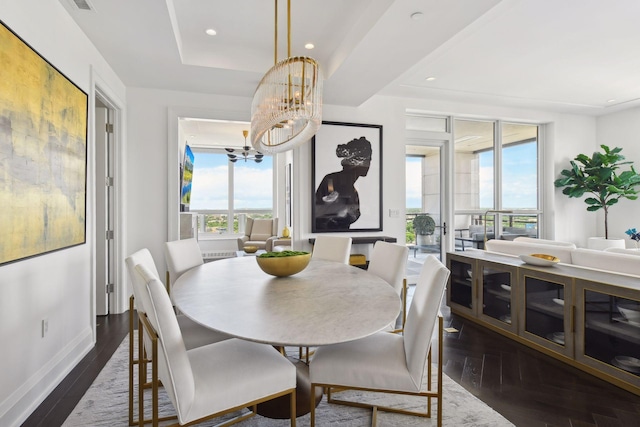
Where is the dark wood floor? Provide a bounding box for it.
[22,309,640,427]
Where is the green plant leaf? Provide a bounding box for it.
[555,145,640,234]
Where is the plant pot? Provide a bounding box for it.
[417,234,436,247]
[587,237,625,251]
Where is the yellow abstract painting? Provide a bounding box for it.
[0,21,87,265]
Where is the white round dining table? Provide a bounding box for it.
[172,256,401,347]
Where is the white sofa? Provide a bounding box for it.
[483,239,640,277]
[513,236,576,247]
[604,247,640,256]
[571,248,640,276]
[484,239,576,263]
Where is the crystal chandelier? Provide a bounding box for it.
[226,130,264,163]
[250,0,323,154]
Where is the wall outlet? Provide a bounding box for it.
[389,208,400,218]
[42,318,49,338]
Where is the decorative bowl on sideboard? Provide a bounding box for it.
[519,253,560,267]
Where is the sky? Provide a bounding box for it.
[189,151,273,210]
[406,142,538,211]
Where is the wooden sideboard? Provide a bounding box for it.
[446,250,640,396]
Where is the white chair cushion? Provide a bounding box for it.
[403,256,449,388]
[186,339,296,422]
[176,315,230,350]
[367,241,408,296]
[311,235,352,264]
[164,238,204,286]
[139,264,195,423]
[310,332,418,392]
[125,249,159,315]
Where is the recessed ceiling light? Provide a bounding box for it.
[425,76,436,81]
[205,28,217,36]
[607,99,616,103]
[411,12,424,20]
[305,43,315,50]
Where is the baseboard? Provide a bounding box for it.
[0,326,93,427]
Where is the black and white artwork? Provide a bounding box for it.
[312,121,382,232]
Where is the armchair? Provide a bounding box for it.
[237,217,279,251]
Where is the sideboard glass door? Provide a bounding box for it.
[447,255,474,314]
[519,270,573,357]
[585,292,640,374]
[478,261,517,331]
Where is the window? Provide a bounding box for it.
[454,119,540,242]
[189,149,273,235]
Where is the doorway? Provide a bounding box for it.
[95,96,116,316]
[405,141,449,285]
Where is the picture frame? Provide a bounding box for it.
[312,121,383,233]
[0,20,88,266]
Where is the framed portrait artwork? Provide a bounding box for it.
[0,20,88,265]
[312,121,382,233]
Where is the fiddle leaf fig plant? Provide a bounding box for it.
[554,144,640,238]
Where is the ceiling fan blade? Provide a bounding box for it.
[255,154,264,159]
[229,158,238,163]
[255,159,263,163]
[225,148,235,153]
[227,154,237,159]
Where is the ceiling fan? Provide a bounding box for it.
[225,130,264,163]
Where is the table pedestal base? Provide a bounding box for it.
[257,358,323,419]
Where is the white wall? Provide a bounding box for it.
[597,106,640,246]
[0,1,126,426]
[547,115,599,247]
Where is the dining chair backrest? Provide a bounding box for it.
[125,248,161,315]
[136,263,194,423]
[367,241,408,296]
[311,235,352,264]
[403,255,450,389]
[164,238,204,288]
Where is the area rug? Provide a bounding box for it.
[63,335,513,426]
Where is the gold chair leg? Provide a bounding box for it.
[138,316,145,427]
[402,278,407,331]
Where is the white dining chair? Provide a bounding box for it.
[164,238,204,297]
[367,241,409,332]
[309,255,450,427]
[311,235,352,264]
[136,263,297,427]
[125,248,230,426]
[301,235,353,360]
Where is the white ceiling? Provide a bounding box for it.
[61,0,640,146]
